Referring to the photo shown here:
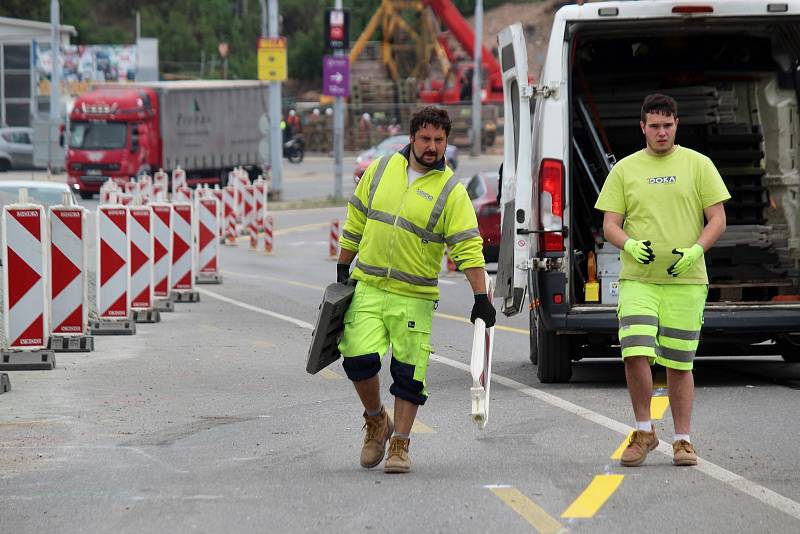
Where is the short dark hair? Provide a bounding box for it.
[410,106,451,137]
[641,93,678,123]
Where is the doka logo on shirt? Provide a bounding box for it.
[416,189,434,201]
[648,176,677,184]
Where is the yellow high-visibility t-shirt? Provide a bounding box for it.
[594,146,731,284]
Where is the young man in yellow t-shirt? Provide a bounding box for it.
[595,94,730,467]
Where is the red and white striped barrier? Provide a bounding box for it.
[2,201,49,350]
[49,205,88,337]
[223,185,237,245]
[245,184,257,249]
[96,205,130,320]
[138,174,153,204]
[254,177,267,244]
[117,192,134,206]
[100,180,119,205]
[195,197,222,284]
[170,203,199,302]
[150,203,174,312]
[233,168,249,225]
[329,219,340,259]
[171,167,187,200]
[174,185,192,204]
[153,169,169,202]
[128,206,155,313]
[124,180,139,201]
[263,215,274,254]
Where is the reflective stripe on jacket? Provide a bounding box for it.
[339,144,484,300]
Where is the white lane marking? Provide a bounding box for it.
[197,288,314,330]
[202,291,800,522]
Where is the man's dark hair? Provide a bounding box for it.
[641,93,678,123]
[410,106,452,137]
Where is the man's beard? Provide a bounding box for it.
[412,145,444,170]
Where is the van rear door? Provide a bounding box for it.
[495,24,533,316]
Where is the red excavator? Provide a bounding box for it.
[418,0,504,104]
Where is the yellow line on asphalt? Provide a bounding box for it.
[650,396,670,420]
[385,408,435,434]
[561,474,624,518]
[235,222,329,243]
[610,430,634,460]
[488,486,564,533]
[433,311,529,335]
[318,368,343,380]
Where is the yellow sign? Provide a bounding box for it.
[257,37,287,81]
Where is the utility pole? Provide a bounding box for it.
[333,0,344,200]
[470,0,483,157]
[268,0,283,198]
[50,0,61,172]
[136,11,141,40]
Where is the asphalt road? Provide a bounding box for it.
[1,158,800,533]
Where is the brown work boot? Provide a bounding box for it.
[360,407,393,468]
[673,439,698,466]
[384,436,411,474]
[620,426,658,467]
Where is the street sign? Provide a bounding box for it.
[324,9,350,51]
[257,37,287,81]
[322,55,349,98]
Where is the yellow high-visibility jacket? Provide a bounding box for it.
[340,145,484,300]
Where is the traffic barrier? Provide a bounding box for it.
[138,174,153,204]
[150,203,175,312]
[195,197,222,284]
[129,206,160,323]
[171,166,187,200]
[124,180,139,203]
[91,205,135,335]
[233,168,249,228]
[100,181,119,205]
[263,215,274,254]
[223,185,237,245]
[1,190,56,369]
[153,169,169,202]
[174,185,192,204]
[117,192,134,206]
[245,184,257,249]
[329,219,340,259]
[254,177,267,246]
[48,199,94,352]
[170,203,200,302]
[212,185,224,239]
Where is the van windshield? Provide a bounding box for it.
[69,121,127,150]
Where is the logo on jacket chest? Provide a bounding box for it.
[416,188,434,202]
[648,175,677,185]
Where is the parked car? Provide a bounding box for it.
[464,172,500,262]
[354,135,459,183]
[0,127,34,171]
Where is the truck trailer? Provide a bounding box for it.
[66,80,269,198]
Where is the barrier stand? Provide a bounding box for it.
[48,194,94,352]
[150,203,175,312]
[195,197,223,284]
[153,169,169,202]
[170,202,200,302]
[1,188,56,370]
[329,219,340,260]
[263,215,274,254]
[129,205,160,323]
[0,372,9,393]
[222,185,237,245]
[245,184,257,249]
[90,204,136,335]
[171,166,187,201]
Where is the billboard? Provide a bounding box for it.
[33,42,138,97]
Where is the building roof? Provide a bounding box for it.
[0,16,77,37]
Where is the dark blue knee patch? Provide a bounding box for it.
[342,353,381,382]
[389,357,427,406]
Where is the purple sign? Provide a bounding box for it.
[323,55,349,97]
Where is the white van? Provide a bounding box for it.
[496,0,800,382]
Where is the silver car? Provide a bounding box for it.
[0,127,34,171]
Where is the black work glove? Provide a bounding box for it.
[336,263,350,284]
[470,294,496,328]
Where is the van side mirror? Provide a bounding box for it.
[131,126,139,153]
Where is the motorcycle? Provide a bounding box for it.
[283,134,305,164]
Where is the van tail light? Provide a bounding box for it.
[672,5,713,14]
[539,158,564,252]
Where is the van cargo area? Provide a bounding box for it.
[569,21,800,307]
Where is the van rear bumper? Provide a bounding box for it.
[547,306,800,334]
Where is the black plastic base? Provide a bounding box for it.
[1,373,10,393]
[89,319,136,335]
[133,309,161,323]
[154,297,175,312]
[195,273,222,284]
[48,335,94,352]
[0,350,56,370]
[171,291,200,303]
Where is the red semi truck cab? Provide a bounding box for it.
[67,86,162,199]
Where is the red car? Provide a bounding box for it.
[464,172,500,262]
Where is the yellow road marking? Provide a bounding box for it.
[650,396,670,420]
[561,474,624,518]
[433,311,529,335]
[488,486,564,533]
[318,368,343,380]
[610,430,634,460]
[385,408,435,434]
[235,222,328,243]
[225,270,325,291]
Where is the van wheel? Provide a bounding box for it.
[0,159,10,172]
[778,335,800,363]
[531,308,572,383]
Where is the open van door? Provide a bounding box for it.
[495,23,533,317]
